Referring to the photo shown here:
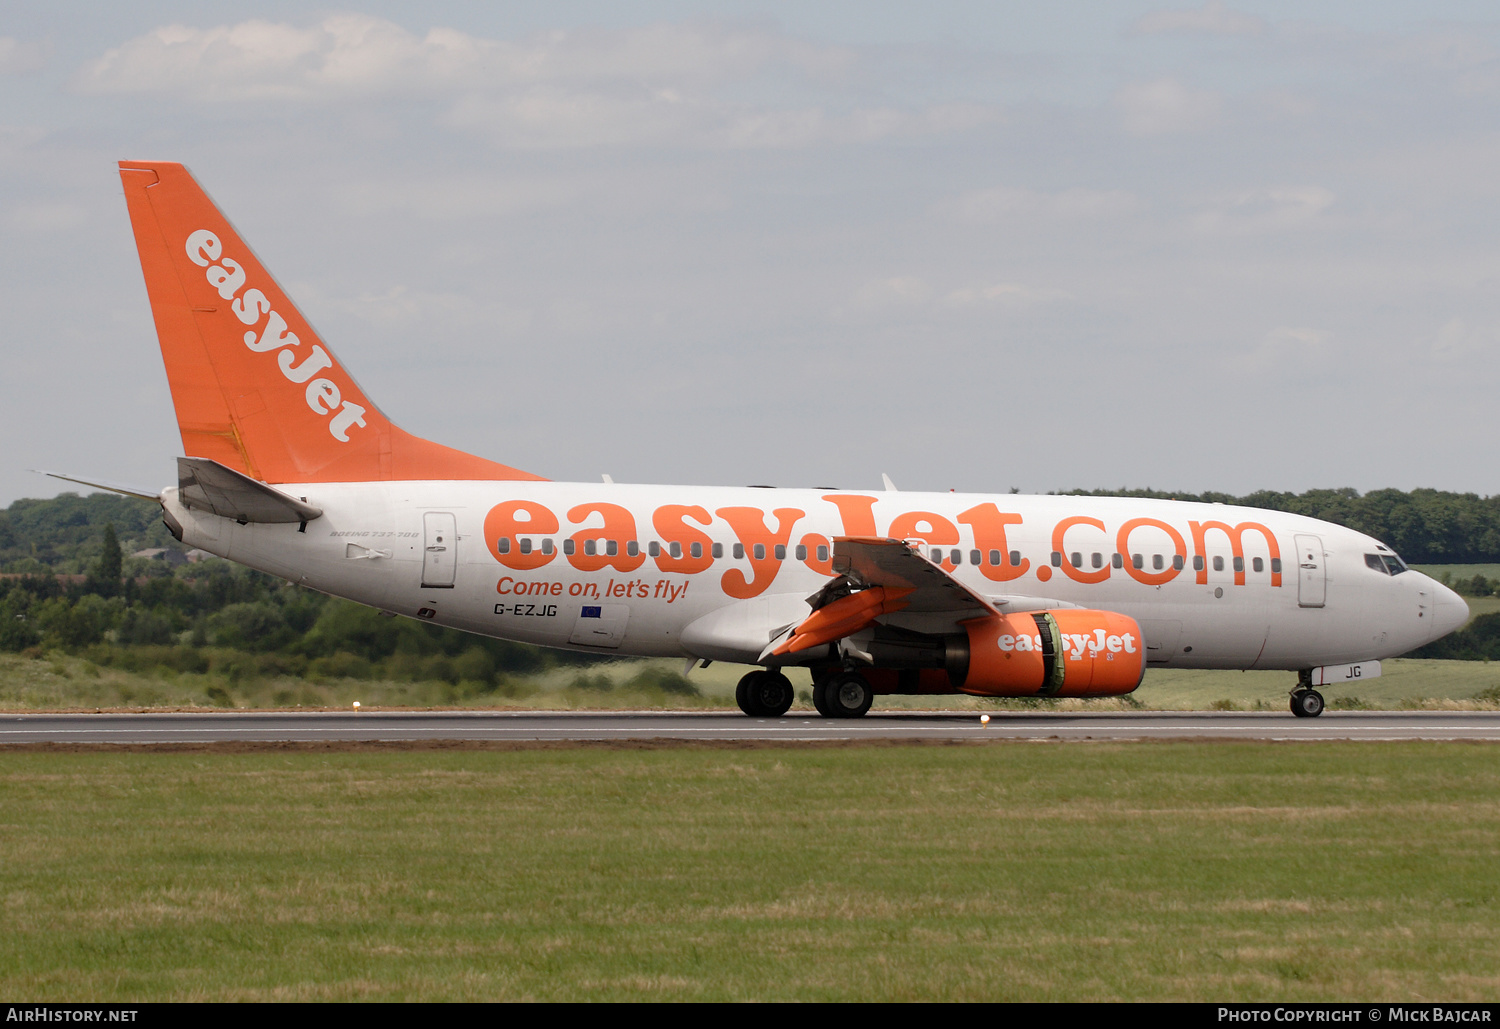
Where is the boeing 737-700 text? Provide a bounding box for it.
[54,161,1469,719]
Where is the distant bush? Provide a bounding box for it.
[621,666,699,697]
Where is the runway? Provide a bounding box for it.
[3,709,1500,745]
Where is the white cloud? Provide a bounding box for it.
[1130,2,1266,38]
[942,282,1071,307]
[947,185,1140,222]
[1430,317,1488,361]
[72,16,977,151]
[1233,326,1331,372]
[0,37,48,75]
[74,17,482,99]
[73,16,853,99]
[1115,78,1221,135]
[1190,186,1335,234]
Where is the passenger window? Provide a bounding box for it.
[733,543,745,560]
[606,540,618,556]
[563,539,576,556]
[1152,554,1164,570]
[497,538,511,554]
[1271,557,1282,574]
[1172,555,1184,571]
[712,542,724,559]
[1253,557,1263,572]
[1051,552,1063,567]
[1070,552,1082,568]
[648,541,659,558]
[626,541,638,557]
[817,545,829,562]
[775,544,787,560]
[1213,556,1224,572]
[1193,555,1204,571]
[670,541,682,559]
[950,549,961,565]
[690,542,701,559]
[754,544,766,560]
[931,548,943,562]
[1132,554,1143,569]
[970,550,982,566]
[542,539,555,556]
[1010,550,1021,567]
[1233,556,1244,572]
[1112,553,1123,569]
[796,544,807,561]
[519,538,532,554]
[989,550,1001,566]
[1091,552,1103,569]
[584,540,597,556]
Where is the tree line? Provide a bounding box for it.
[1057,486,1500,564]
[4,487,1500,674]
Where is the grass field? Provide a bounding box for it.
[3,651,1499,713]
[1412,564,1500,584]
[1,742,1496,1001]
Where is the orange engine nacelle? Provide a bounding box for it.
[960,610,1146,697]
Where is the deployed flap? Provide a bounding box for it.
[766,537,1002,658]
[832,536,999,618]
[177,457,322,524]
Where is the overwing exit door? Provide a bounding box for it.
[422,512,457,588]
[1294,534,1325,608]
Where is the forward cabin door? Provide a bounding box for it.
[422,512,458,589]
[1294,534,1325,608]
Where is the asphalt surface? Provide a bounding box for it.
[2,709,1499,744]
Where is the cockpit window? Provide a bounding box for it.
[1382,554,1407,575]
[1365,554,1389,575]
[1367,552,1408,575]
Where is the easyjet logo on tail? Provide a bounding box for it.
[184,229,367,443]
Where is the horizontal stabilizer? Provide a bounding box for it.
[38,470,162,503]
[177,457,322,524]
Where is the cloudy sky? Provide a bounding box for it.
[4,2,1500,504]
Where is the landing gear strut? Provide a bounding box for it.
[1290,688,1325,718]
[735,669,795,717]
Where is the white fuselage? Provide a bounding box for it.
[162,482,1469,673]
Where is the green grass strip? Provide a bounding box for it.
[1,741,1498,1001]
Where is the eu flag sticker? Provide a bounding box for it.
[581,606,602,618]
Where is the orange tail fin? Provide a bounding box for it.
[119,161,544,484]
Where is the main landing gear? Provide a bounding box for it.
[1290,688,1325,718]
[735,669,795,717]
[733,668,876,718]
[812,670,874,719]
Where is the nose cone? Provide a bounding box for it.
[1430,581,1470,641]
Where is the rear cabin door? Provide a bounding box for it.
[422,512,457,589]
[1294,534,1325,608]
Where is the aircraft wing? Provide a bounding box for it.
[830,536,999,617]
[763,536,1003,659]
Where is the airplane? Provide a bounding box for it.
[55,160,1470,719]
